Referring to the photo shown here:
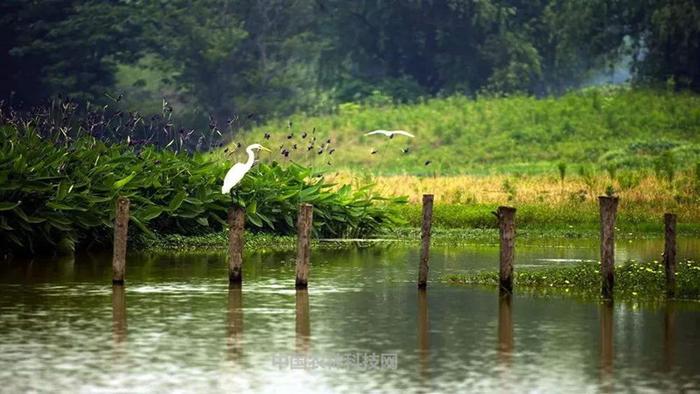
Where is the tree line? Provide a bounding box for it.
[1,0,698,125]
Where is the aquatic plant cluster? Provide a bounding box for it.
[0,102,405,255]
[447,260,700,299]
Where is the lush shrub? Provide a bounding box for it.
[0,123,405,254]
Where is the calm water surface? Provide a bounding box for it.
[1,238,700,393]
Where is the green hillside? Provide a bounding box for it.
[227,86,700,175]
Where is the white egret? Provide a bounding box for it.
[221,143,270,195]
[365,129,415,138]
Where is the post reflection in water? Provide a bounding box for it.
[663,301,676,372]
[227,284,244,360]
[295,289,310,353]
[417,289,430,381]
[599,300,614,390]
[497,293,513,365]
[111,285,127,344]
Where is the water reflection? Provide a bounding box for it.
[111,285,127,344]
[295,289,310,353]
[417,289,430,381]
[227,284,243,360]
[599,300,614,390]
[663,302,675,372]
[2,242,700,393]
[497,293,513,365]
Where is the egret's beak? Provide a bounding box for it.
[259,146,271,152]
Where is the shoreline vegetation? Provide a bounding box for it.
[2,87,700,260]
[446,259,700,300]
[141,223,700,253]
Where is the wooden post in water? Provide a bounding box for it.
[228,207,246,284]
[663,213,677,298]
[417,194,434,289]
[599,196,619,299]
[295,204,313,289]
[112,197,129,285]
[497,206,516,294]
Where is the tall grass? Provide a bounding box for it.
[229,86,700,175]
[327,169,700,229]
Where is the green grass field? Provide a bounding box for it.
[226,86,700,176]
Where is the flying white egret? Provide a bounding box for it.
[221,143,270,195]
[365,129,415,138]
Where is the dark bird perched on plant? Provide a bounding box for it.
[307,144,314,151]
[401,147,410,154]
[424,160,431,166]
[371,149,378,155]
[287,133,293,139]
[301,131,307,139]
[264,132,270,140]
[326,138,331,144]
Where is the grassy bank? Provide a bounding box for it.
[446,260,700,299]
[327,169,700,229]
[227,86,700,175]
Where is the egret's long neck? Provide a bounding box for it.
[245,146,256,167]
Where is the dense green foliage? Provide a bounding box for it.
[1,0,699,124]
[0,114,405,255]
[238,86,700,174]
[447,259,700,299]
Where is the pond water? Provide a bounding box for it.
[1,237,700,393]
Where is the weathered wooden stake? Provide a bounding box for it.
[497,206,516,294]
[112,196,129,285]
[663,213,677,298]
[599,196,619,299]
[227,206,246,284]
[417,194,434,289]
[295,204,313,289]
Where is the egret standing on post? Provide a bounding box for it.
[222,143,271,197]
[222,143,269,284]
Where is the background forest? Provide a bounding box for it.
[1,0,699,131]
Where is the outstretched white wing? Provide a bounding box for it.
[389,130,414,138]
[365,130,391,136]
[365,129,414,138]
[222,162,250,194]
